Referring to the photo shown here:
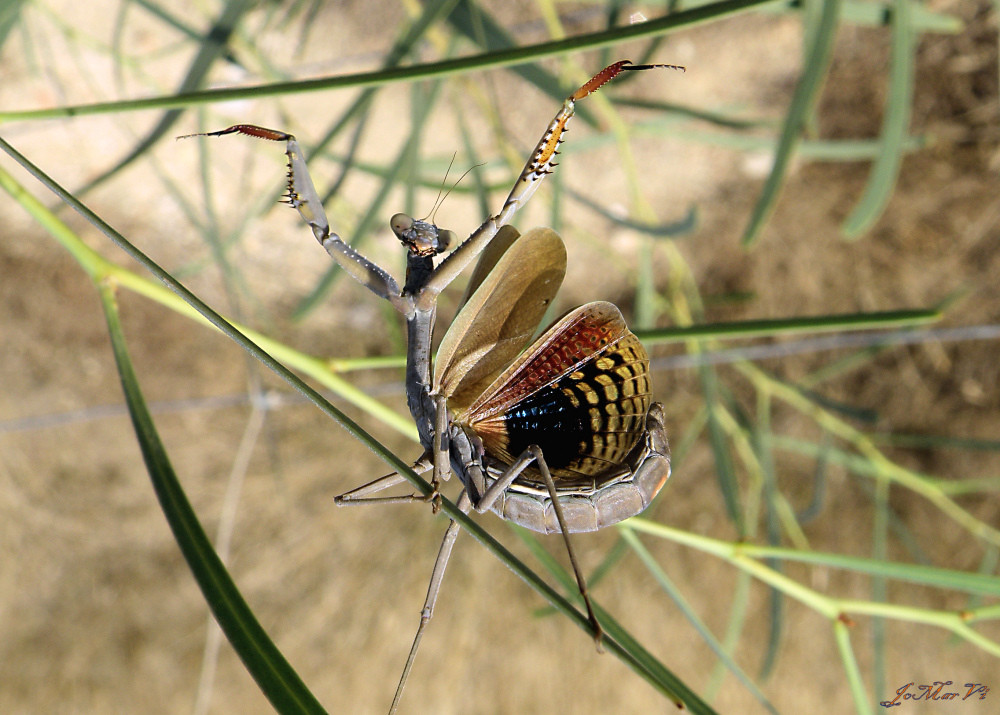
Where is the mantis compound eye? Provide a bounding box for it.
[391,213,450,257]
[437,229,456,253]
[390,213,414,235]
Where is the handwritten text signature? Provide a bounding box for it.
[880,681,989,707]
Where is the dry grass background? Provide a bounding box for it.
[1,1,998,713]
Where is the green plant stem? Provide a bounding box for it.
[738,361,1000,547]
[97,280,328,714]
[0,0,778,123]
[636,308,939,344]
[623,520,1000,656]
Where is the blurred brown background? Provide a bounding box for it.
[1,1,997,713]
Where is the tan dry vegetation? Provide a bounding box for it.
[1,2,998,713]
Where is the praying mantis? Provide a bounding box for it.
[187,60,677,712]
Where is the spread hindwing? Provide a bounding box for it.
[457,302,651,485]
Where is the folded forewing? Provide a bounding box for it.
[434,227,566,410]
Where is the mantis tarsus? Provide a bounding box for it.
[186,59,678,713]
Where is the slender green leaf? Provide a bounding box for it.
[636,307,940,344]
[96,281,327,714]
[742,0,842,245]
[620,528,778,714]
[842,0,915,237]
[699,361,744,532]
[833,619,871,714]
[0,0,28,47]
[0,0,780,123]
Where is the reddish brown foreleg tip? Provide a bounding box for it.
[176,124,292,142]
[571,60,632,100]
[570,60,685,101]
